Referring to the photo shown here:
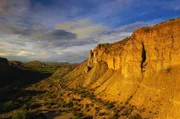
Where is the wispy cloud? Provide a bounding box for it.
[175,6,180,11]
[55,19,108,39]
[0,0,179,62]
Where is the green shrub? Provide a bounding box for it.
[71,117,79,119]
[66,102,73,108]
[85,104,90,108]
[2,100,13,111]
[166,67,172,73]
[121,106,134,117]
[106,102,115,109]
[112,113,119,119]
[12,109,27,119]
[21,104,29,110]
[2,100,19,111]
[99,112,106,116]
[129,114,142,119]
[82,115,93,119]
[95,107,100,112]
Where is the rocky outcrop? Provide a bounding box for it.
[87,18,180,78]
[66,18,180,119]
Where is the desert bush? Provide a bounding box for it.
[99,112,106,116]
[85,104,90,108]
[74,112,84,118]
[12,109,27,119]
[143,27,150,33]
[88,94,95,100]
[112,112,119,119]
[95,107,100,112]
[66,102,73,108]
[73,107,81,112]
[119,106,125,112]
[129,114,142,119]
[71,117,79,119]
[82,115,93,119]
[138,107,145,113]
[106,102,115,109]
[169,19,175,21]
[21,104,29,110]
[121,106,134,117]
[127,95,133,102]
[29,102,41,109]
[166,67,172,73]
[2,100,19,111]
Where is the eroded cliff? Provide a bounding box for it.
[87,18,180,78]
[65,18,180,119]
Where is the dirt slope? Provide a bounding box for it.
[64,18,180,119]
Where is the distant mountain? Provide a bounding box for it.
[23,60,45,67]
[0,58,76,87]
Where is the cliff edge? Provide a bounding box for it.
[65,18,180,119]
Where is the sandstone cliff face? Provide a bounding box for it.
[87,39,128,70]
[87,18,180,78]
[66,18,180,119]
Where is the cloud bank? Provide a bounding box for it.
[0,0,179,62]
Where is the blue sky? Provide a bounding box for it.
[0,0,180,62]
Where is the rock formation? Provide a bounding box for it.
[65,18,180,119]
[87,19,180,77]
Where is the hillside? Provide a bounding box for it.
[0,59,78,119]
[64,18,180,119]
[0,18,180,119]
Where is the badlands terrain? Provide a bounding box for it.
[0,18,180,119]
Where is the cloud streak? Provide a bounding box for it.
[0,0,179,62]
[55,19,108,39]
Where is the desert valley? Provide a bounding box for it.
[0,17,180,119]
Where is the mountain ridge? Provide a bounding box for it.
[64,17,180,119]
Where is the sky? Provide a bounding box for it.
[0,0,180,63]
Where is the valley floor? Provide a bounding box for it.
[0,74,145,119]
